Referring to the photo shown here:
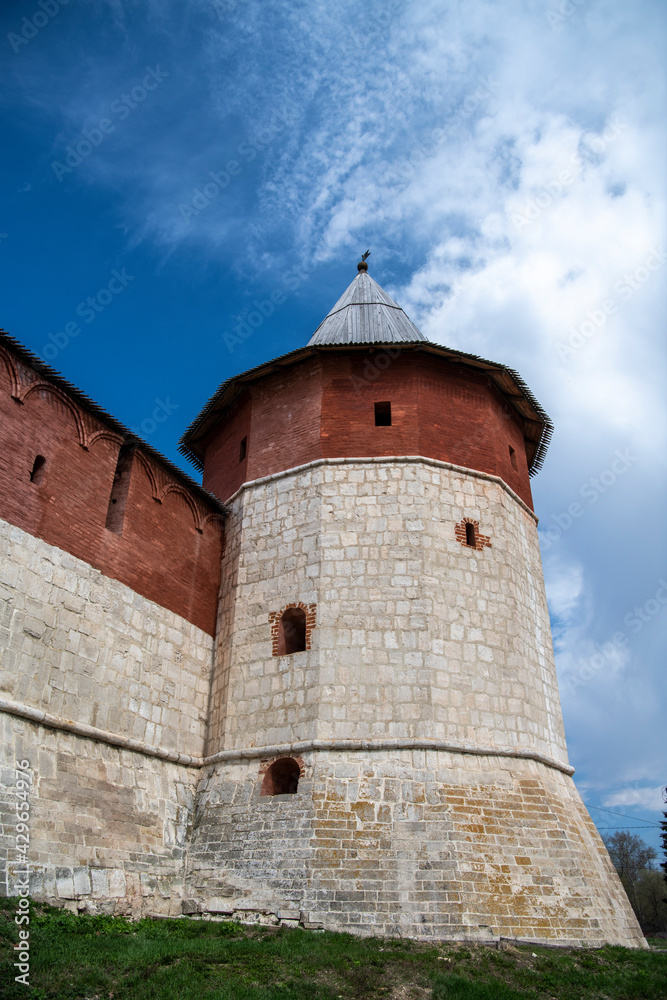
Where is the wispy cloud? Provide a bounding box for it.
[604,787,666,812]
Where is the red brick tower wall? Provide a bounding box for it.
[201,360,323,503]
[201,351,534,509]
[0,344,223,635]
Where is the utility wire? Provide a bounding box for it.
[587,804,657,825]
[596,825,661,830]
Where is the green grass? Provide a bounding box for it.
[1,898,666,999]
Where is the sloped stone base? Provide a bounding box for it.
[186,749,646,948]
[0,719,646,945]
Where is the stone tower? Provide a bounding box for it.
[178,260,644,945]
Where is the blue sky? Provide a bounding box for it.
[1,0,665,850]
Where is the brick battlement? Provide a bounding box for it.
[0,333,224,634]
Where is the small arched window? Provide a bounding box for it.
[509,445,518,470]
[277,607,306,655]
[465,522,476,547]
[29,455,46,485]
[260,757,301,796]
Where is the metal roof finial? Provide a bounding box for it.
[357,249,371,272]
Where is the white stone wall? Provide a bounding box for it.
[0,519,213,757]
[0,472,643,947]
[209,459,567,765]
[187,749,644,947]
[1,712,196,915]
[0,518,212,913]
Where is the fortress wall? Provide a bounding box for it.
[0,340,223,635]
[0,517,214,913]
[209,459,566,761]
[0,519,213,756]
[186,749,645,947]
[1,712,197,916]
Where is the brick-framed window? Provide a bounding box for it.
[269,602,317,656]
[455,518,492,551]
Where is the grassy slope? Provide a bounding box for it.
[1,899,666,1000]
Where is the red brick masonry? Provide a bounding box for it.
[201,351,535,509]
[0,336,223,635]
[455,518,492,551]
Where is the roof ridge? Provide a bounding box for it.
[317,301,407,318]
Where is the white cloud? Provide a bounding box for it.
[545,559,584,626]
[604,787,666,812]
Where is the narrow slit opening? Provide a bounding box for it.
[29,455,46,485]
[105,444,135,535]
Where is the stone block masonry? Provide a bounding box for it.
[0,519,213,758]
[193,456,645,946]
[0,517,212,913]
[208,457,566,762]
[186,749,644,947]
[1,712,198,916]
[0,455,646,946]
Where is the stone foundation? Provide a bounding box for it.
[186,748,645,947]
[0,724,647,945]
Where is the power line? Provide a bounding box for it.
[587,804,657,825]
[596,825,661,830]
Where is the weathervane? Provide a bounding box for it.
[358,249,371,272]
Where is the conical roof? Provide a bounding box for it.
[180,261,553,478]
[307,266,429,346]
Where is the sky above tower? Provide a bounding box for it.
[0,0,665,848]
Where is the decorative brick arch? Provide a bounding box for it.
[455,518,492,551]
[0,344,20,397]
[87,428,124,451]
[269,602,316,656]
[20,381,87,447]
